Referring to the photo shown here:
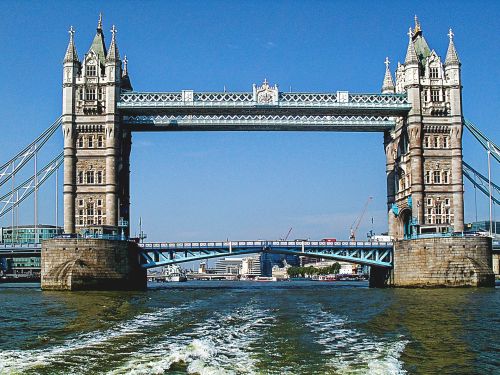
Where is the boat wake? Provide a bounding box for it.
[304,305,408,374]
[0,302,196,374]
[110,301,275,374]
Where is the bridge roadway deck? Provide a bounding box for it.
[3,239,498,268]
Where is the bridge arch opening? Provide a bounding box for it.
[398,208,412,239]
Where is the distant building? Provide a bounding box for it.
[272,260,292,279]
[214,257,244,275]
[0,225,62,244]
[465,221,500,234]
[300,256,322,267]
[241,256,261,276]
[214,255,261,276]
[0,225,62,278]
[260,253,299,276]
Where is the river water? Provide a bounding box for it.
[0,281,498,374]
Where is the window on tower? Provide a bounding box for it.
[86,65,97,77]
[433,171,441,184]
[88,136,93,148]
[443,171,449,184]
[425,171,431,184]
[430,67,439,79]
[431,89,441,102]
[433,137,439,148]
[85,87,97,101]
[97,135,103,148]
[86,171,95,184]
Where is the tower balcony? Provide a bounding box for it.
[423,101,449,116]
[78,100,104,115]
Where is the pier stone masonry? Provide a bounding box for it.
[391,237,494,287]
[41,239,146,291]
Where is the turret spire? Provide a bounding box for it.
[413,15,422,37]
[106,25,120,62]
[404,27,418,64]
[382,57,395,93]
[63,26,79,63]
[88,13,107,65]
[445,28,460,65]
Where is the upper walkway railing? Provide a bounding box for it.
[118,92,410,110]
[118,91,410,131]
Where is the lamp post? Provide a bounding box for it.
[487,142,493,236]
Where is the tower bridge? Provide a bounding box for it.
[0,16,498,289]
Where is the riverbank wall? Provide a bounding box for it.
[41,239,146,291]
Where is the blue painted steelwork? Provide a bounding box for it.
[138,240,393,269]
[118,92,410,110]
[117,91,411,132]
[462,161,500,205]
[464,119,500,163]
[0,152,64,217]
[0,117,62,188]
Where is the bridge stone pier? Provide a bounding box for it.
[40,16,495,290]
[42,238,146,291]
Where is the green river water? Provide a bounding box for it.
[0,281,498,374]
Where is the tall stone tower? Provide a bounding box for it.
[384,17,464,239]
[62,16,132,235]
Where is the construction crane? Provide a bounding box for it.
[280,227,293,241]
[349,196,373,241]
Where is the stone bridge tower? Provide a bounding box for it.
[383,17,464,239]
[62,16,132,235]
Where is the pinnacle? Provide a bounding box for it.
[382,57,395,93]
[63,26,79,63]
[106,25,120,62]
[404,28,418,65]
[445,28,460,65]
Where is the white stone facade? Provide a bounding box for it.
[384,18,464,238]
[62,17,132,234]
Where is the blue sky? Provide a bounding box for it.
[0,1,498,241]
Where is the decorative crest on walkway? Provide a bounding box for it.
[253,79,279,105]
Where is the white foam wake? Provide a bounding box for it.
[304,305,408,375]
[110,302,275,374]
[0,302,195,374]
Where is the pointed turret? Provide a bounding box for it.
[63,26,79,63]
[106,25,120,62]
[411,16,431,65]
[445,28,460,66]
[382,57,395,93]
[88,13,107,65]
[404,28,418,65]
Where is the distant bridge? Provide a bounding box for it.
[138,240,393,268]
